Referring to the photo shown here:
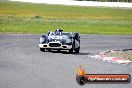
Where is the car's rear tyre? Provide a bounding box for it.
[40,48,45,52]
[75,47,80,53]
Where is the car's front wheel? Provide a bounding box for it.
[40,48,45,52]
[75,47,80,53]
[69,39,75,53]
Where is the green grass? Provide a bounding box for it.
[0,1,132,34]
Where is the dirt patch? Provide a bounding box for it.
[106,49,132,61]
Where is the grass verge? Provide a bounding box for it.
[0,1,132,34]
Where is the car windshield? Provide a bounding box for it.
[54,31,61,35]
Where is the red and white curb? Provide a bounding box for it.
[88,49,132,66]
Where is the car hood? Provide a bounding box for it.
[48,35,69,42]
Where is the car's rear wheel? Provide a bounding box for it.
[40,48,45,52]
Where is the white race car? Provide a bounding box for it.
[39,29,80,53]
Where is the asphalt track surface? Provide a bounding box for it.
[0,34,132,88]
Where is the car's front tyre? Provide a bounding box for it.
[40,48,45,52]
[75,47,80,53]
[69,39,75,54]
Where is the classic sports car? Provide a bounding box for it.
[39,29,80,53]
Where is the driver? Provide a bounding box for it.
[55,29,63,35]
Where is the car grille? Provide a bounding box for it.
[49,43,61,47]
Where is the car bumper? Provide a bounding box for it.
[39,43,72,50]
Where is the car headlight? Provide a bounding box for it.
[66,39,72,45]
[66,39,71,43]
[40,37,45,43]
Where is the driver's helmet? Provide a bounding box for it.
[55,29,63,35]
